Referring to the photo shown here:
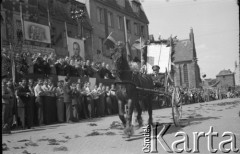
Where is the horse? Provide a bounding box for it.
[111,44,154,137]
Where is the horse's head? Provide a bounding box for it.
[111,42,131,80]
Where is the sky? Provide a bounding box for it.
[141,0,239,78]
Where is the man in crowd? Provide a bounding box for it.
[2,48,11,78]
[63,77,73,123]
[17,78,33,129]
[85,60,95,77]
[28,79,37,125]
[2,78,13,134]
[99,62,108,79]
[34,78,44,126]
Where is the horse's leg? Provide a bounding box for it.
[124,98,134,137]
[118,100,126,127]
[134,98,143,127]
[126,99,133,127]
[148,95,153,125]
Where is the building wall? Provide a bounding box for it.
[234,64,240,85]
[174,61,200,89]
[87,0,149,66]
[216,74,235,90]
[1,0,92,58]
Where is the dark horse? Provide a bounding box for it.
[111,45,154,137]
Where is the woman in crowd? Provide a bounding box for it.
[55,81,64,123]
[105,86,112,115]
[26,52,34,74]
[71,82,79,121]
[47,53,56,75]
[91,84,100,117]
[98,84,106,117]
[48,79,56,97]
[83,82,93,118]
[109,84,118,114]
[76,82,88,119]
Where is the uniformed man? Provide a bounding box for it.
[151,65,167,107]
[151,65,165,89]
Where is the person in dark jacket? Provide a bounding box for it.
[17,78,33,129]
[2,78,12,134]
[99,62,109,78]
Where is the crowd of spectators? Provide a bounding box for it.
[2,77,119,134]
[2,48,239,134]
[171,87,239,106]
[2,48,117,81]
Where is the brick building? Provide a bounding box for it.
[85,0,149,64]
[1,0,148,64]
[216,69,235,90]
[1,0,93,57]
[172,28,201,89]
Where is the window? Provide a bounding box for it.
[98,37,104,52]
[97,7,104,24]
[134,23,139,35]
[132,2,140,14]
[117,16,123,30]
[126,19,131,33]
[141,25,145,37]
[107,11,114,27]
[183,64,189,87]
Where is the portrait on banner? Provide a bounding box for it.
[24,21,51,43]
[67,37,85,60]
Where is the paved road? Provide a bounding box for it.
[2,98,240,154]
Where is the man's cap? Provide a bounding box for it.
[152,65,160,71]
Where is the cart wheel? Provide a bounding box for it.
[171,89,183,127]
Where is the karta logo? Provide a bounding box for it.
[142,124,239,153]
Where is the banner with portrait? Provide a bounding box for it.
[24,21,51,43]
[67,37,85,60]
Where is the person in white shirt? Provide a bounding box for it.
[34,78,44,125]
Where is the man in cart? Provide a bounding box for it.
[151,65,168,106]
[151,65,165,90]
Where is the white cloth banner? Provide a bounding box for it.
[24,21,51,43]
[146,44,171,74]
[67,37,85,59]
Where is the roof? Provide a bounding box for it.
[217,69,234,76]
[95,0,149,24]
[173,39,193,63]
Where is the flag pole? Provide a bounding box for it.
[10,43,16,84]
[47,6,52,48]
[123,16,131,62]
[65,21,69,57]
[20,1,25,43]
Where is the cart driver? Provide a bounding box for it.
[151,65,165,89]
